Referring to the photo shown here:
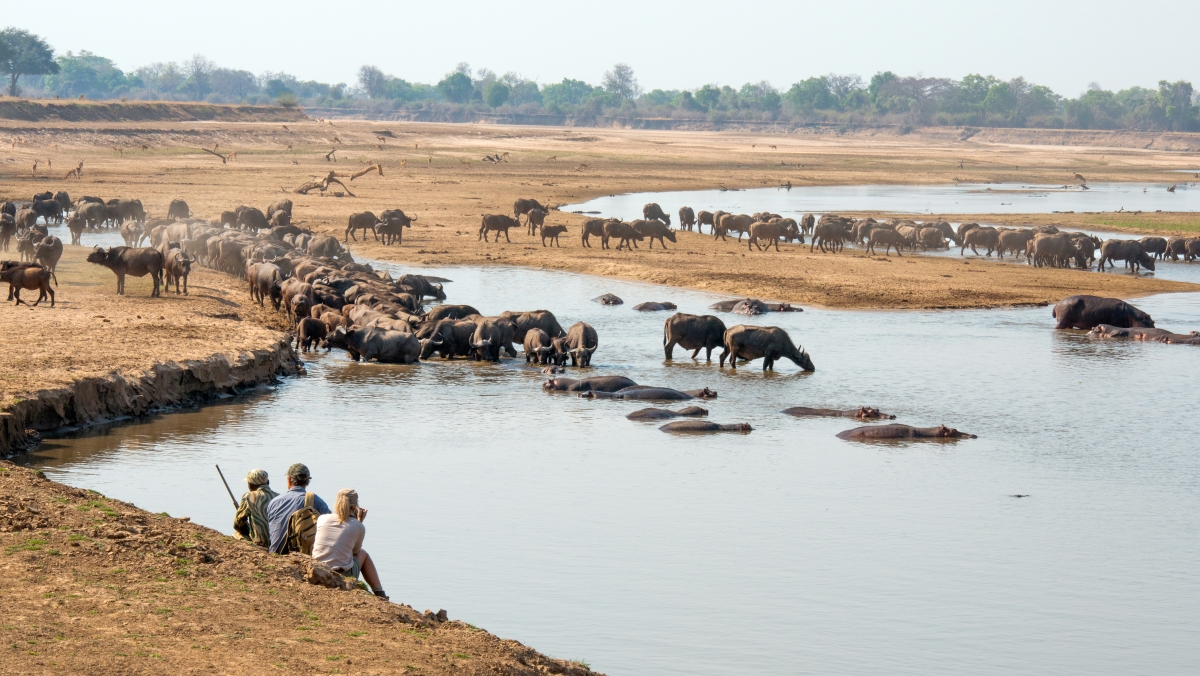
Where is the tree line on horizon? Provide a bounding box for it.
[1,27,1198,132]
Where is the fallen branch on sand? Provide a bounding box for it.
[201,147,228,164]
[293,170,356,197]
[350,164,382,181]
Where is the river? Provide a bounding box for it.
[566,181,1200,217]
[22,205,1200,675]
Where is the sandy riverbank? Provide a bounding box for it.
[3,119,1198,309]
[0,460,597,675]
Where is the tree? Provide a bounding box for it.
[602,63,641,101]
[437,71,472,103]
[210,68,258,101]
[694,84,721,110]
[542,78,594,109]
[44,51,127,99]
[738,81,781,112]
[826,74,864,104]
[358,65,387,99]
[785,77,835,110]
[183,54,214,100]
[867,71,897,104]
[0,28,59,96]
[483,81,509,108]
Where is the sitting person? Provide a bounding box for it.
[312,488,387,599]
[233,468,278,547]
[267,463,331,554]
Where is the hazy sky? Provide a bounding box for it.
[9,1,1196,96]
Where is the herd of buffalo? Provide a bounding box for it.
[5,190,1200,441]
[503,199,1200,275]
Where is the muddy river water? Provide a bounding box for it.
[26,197,1200,675]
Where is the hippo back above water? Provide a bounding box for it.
[1052,295,1154,330]
[836,424,976,440]
[542,375,637,392]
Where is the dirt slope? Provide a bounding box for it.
[0,461,598,675]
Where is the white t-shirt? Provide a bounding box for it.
[312,514,365,571]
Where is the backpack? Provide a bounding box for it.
[285,492,320,555]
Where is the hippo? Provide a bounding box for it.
[836,424,976,440]
[542,365,566,374]
[593,293,624,305]
[1052,295,1154,330]
[709,298,802,313]
[732,299,770,315]
[633,301,678,312]
[1088,324,1175,341]
[542,376,637,392]
[660,421,752,433]
[581,386,718,401]
[626,406,709,421]
[782,406,895,420]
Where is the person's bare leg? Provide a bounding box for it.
[356,549,385,597]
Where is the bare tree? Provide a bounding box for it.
[603,63,642,101]
[357,65,387,99]
[827,74,864,100]
[883,76,954,124]
[183,54,215,100]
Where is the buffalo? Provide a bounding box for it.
[554,321,598,367]
[267,199,293,220]
[581,218,607,247]
[86,246,164,296]
[524,328,556,364]
[163,249,194,294]
[0,214,14,251]
[663,313,727,361]
[167,199,191,220]
[1,264,56,306]
[295,317,329,352]
[514,198,547,225]
[540,225,568,247]
[479,214,519,243]
[499,310,566,342]
[329,327,420,364]
[1097,240,1155,273]
[525,208,547,236]
[720,325,814,371]
[678,207,696,231]
[961,227,999,256]
[345,211,379,242]
[34,236,63,272]
[602,221,643,250]
[631,220,676,249]
[642,202,670,226]
[867,228,907,256]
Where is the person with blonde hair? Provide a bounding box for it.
[312,488,386,599]
[233,468,278,548]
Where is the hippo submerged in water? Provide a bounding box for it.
[709,298,802,314]
[782,406,896,420]
[836,424,976,440]
[593,293,624,305]
[543,376,637,392]
[1052,295,1154,330]
[660,421,752,433]
[1089,324,1200,344]
[633,301,677,312]
[626,406,709,421]
[581,386,718,401]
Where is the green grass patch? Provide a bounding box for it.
[347,631,367,637]
[453,652,470,659]
[6,538,47,554]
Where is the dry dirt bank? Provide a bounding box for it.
[0,98,308,123]
[0,246,298,454]
[0,461,598,676]
[2,119,1198,309]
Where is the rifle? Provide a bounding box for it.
[215,464,238,509]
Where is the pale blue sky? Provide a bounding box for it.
[8,0,1195,95]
